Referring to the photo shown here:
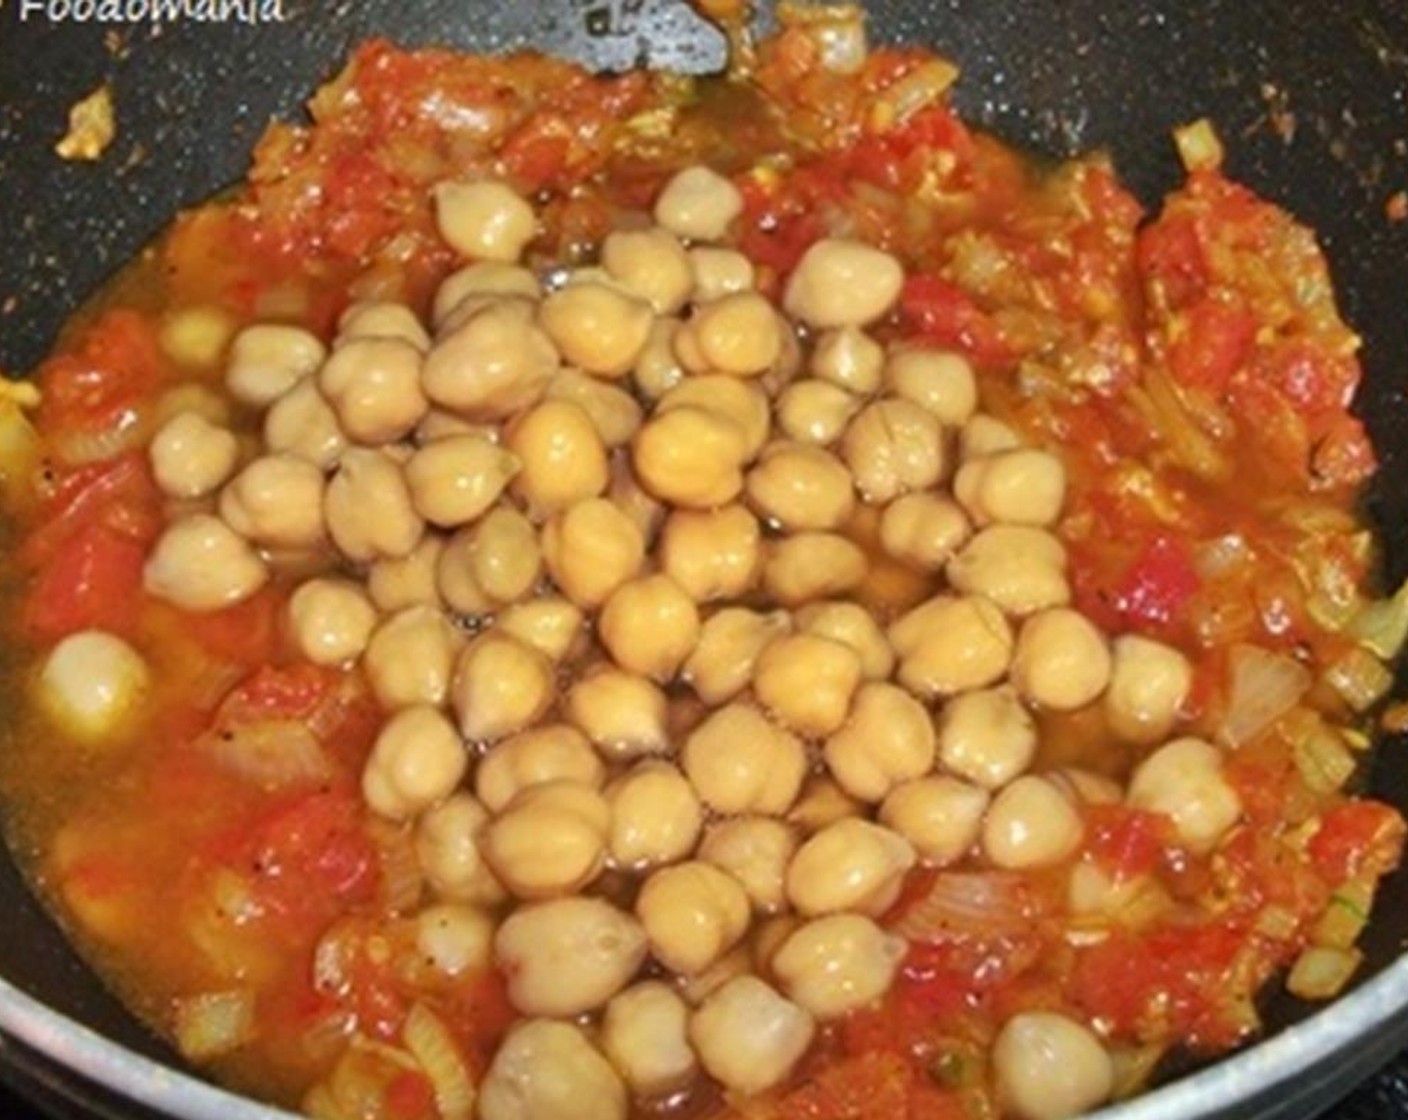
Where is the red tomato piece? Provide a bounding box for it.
[383,1071,437,1120]
[173,586,285,667]
[250,790,378,914]
[22,452,161,566]
[23,521,147,642]
[1168,299,1257,394]
[216,664,342,727]
[899,275,1012,368]
[1084,805,1175,879]
[1311,413,1377,489]
[1309,801,1407,884]
[37,310,166,435]
[1107,534,1201,632]
[1137,215,1207,309]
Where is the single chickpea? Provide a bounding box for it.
[504,399,609,513]
[794,601,894,681]
[538,282,653,379]
[541,498,646,609]
[945,525,1070,615]
[433,178,536,262]
[1127,737,1242,854]
[823,682,935,802]
[149,411,239,499]
[161,305,233,369]
[632,406,747,508]
[151,382,229,429]
[263,377,347,469]
[688,246,755,302]
[982,775,1084,869]
[436,531,493,618]
[450,632,554,743]
[810,326,884,394]
[880,493,972,572]
[362,605,462,711]
[842,398,946,503]
[776,379,860,445]
[325,448,424,563]
[567,666,669,760]
[1010,608,1111,711]
[772,914,906,1020]
[657,375,771,459]
[992,1012,1114,1120]
[544,369,642,448]
[606,761,704,871]
[481,780,610,899]
[602,982,697,1098]
[494,597,585,663]
[653,165,743,241]
[633,317,687,401]
[494,897,647,1017]
[960,413,1022,461]
[682,702,808,816]
[688,292,782,377]
[432,262,542,327]
[143,514,268,611]
[955,447,1067,528]
[602,227,694,314]
[763,532,869,607]
[218,453,326,551]
[698,817,798,914]
[660,504,762,603]
[37,630,149,743]
[316,337,427,445]
[785,819,915,917]
[888,594,1014,699]
[416,903,495,976]
[404,433,520,530]
[937,685,1037,790]
[1105,635,1192,744]
[421,299,558,420]
[636,861,751,976]
[746,442,856,532]
[598,574,701,682]
[689,976,815,1096]
[884,348,977,424]
[880,775,990,865]
[288,578,378,666]
[226,323,326,408]
[368,535,445,613]
[783,238,903,329]
[474,724,604,813]
[361,705,467,821]
[754,632,862,737]
[335,300,431,351]
[788,775,866,835]
[415,793,505,906]
[683,608,792,706]
[460,505,541,607]
[478,1019,626,1120]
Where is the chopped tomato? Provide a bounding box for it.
[1084,805,1175,879]
[216,664,343,726]
[1312,414,1376,489]
[37,310,166,433]
[383,1071,437,1120]
[1309,801,1407,884]
[1168,299,1257,394]
[23,521,147,641]
[175,587,285,667]
[1089,534,1201,634]
[899,275,1012,368]
[22,452,162,566]
[250,790,378,916]
[1137,215,1207,309]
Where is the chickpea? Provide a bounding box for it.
[368,535,445,612]
[794,601,894,681]
[842,398,946,503]
[687,292,782,377]
[823,683,935,802]
[316,337,428,445]
[541,499,645,609]
[632,406,747,508]
[432,262,541,327]
[479,1019,626,1120]
[450,632,554,743]
[421,298,557,420]
[785,819,915,917]
[633,317,687,401]
[598,574,700,682]
[603,982,697,1097]
[1105,635,1192,744]
[544,369,642,448]
[475,724,604,813]
[688,246,755,302]
[746,442,855,532]
[149,411,239,499]
[538,282,653,379]
[788,775,866,835]
[961,414,1022,461]
[763,532,868,607]
[217,453,325,551]
[682,702,808,816]
[495,897,647,1017]
[567,665,668,759]
[653,165,743,241]
[937,685,1037,790]
[1048,766,1124,807]
[482,780,610,899]
[955,447,1067,528]
[880,775,989,865]
[416,410,499,445]
[436,534,493,618]
[607,761,704,871]
[637,861,751,976]
[675,944,752,1007]
[783,238,903,329]
[288,578,377,666]
[689,976,815,1095]
[657,375,772,459]
[143,514,268,611]
[494,597,585,663]
[1127,737,1242,854]
[683,608,792,706]
[884,348,977,424]
[880,493,971,571]
[433,178,536,262]
[416,903,495,976]
[601,227,693,314]
[772,914,905,1020]
[38,630,149,743]
[992,1012,1114,1120]
[336,300,431,351]
[810,326,884,394]
[754,633,862,737]
[415,793,505,905]
[152,382,229,429]
[226,323,326,408]
[698,817,798,914]
[660,504,762,603]
[1010,608,1111,711]
[404,433,519,530]
[982,775,1084,869]
[776,379,859,445]
[470,506,545,606]
[161,305,233,369]
[263,377,347,469]
[363,605,462,711]
[888,595,1014,699]
[946,525,1070,615]
[504,399,609,513]
[325,448,424,563]
[362,705,467,820]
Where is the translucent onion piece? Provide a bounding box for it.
[404,1002,476,1120]
[201,719,334,791]
[173,989,255,1060]
[1217,644,1310,748]
[890,870,1037,942]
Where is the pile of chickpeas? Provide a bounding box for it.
[116,165,1247,1120]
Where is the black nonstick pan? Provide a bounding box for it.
[2,2,1408,1118]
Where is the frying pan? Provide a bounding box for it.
[2,1,1408,1117]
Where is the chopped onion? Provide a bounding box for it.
[1286,945,1363,1000]
[1323,646,1394,713]
[173,989,255,1060]
[778,1,868,75]
[1292,725,1356,794]
[0,390,40,498]
[1217,643,1311,748]
[890,871,1036,942]
[51,406,151,466]
[871,59,960,131]
[1312,877,1374,950]
[201,719,333,791]
[1347,578,1408,659]
[1173,118,1225,172]
[371,820,424,914]
[1109,1043,1168,1101]
[404,1002,476,1120]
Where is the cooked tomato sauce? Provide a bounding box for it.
[0,15,1403,1120]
